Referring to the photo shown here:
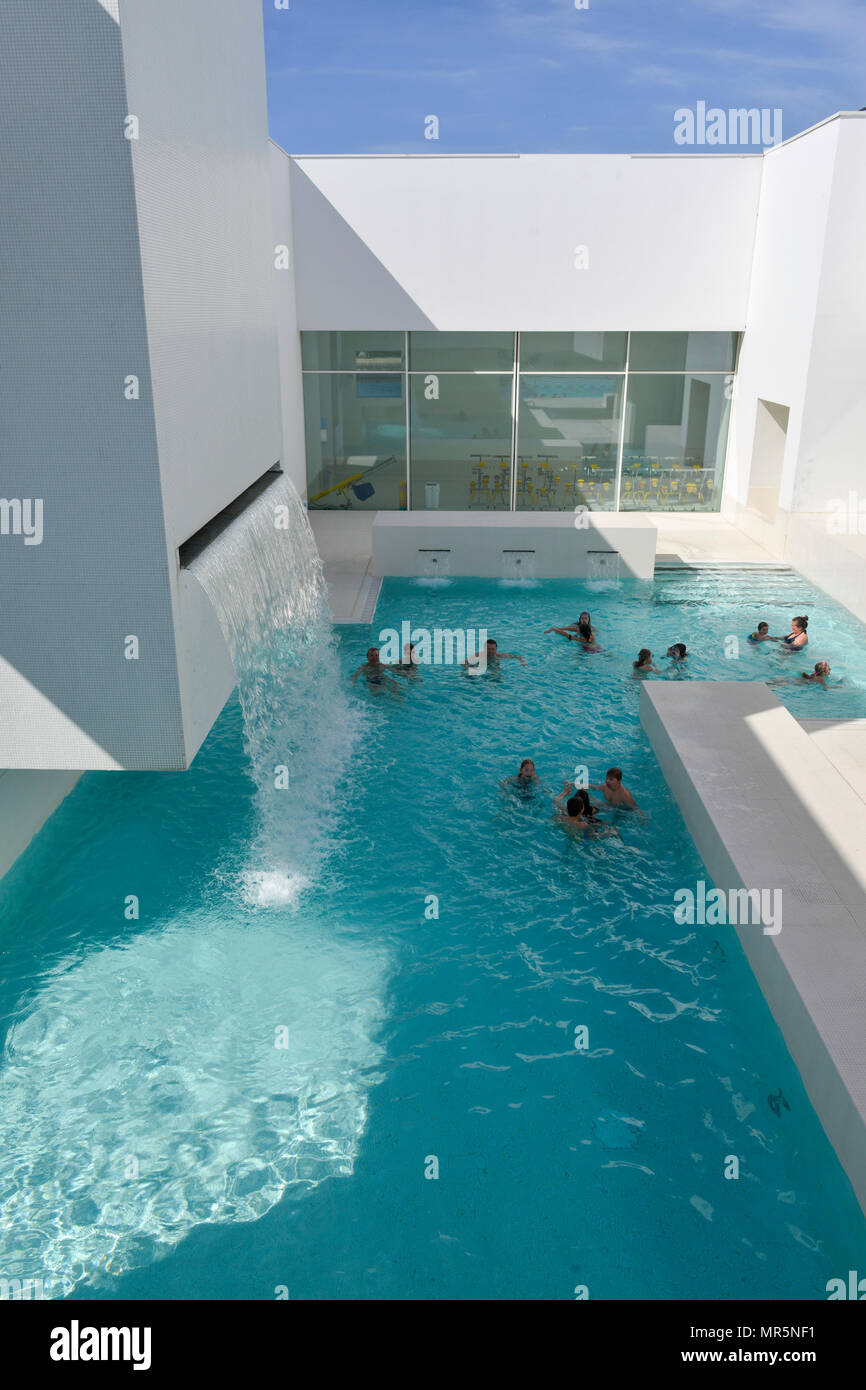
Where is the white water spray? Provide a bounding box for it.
[188,476,361,905]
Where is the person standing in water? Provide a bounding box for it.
[350,647,403,693]
[390,641,422,679]
[771,615,809,650]
[501,759,545,798]
[463,638,526,672]
[633,649,659,674]
[545,610,598,643]
[589,767,638,809]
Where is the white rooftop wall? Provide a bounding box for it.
[289,153,764,330]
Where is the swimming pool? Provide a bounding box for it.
[1,567,864,1300]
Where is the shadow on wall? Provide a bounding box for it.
[289,164,437,329]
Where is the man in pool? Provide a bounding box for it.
[589,767,638,809]
[463,638,525,672]
[350,647,403,693]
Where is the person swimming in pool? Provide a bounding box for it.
[501,758,545,798]
[553,784,617,837]
[771,615,809,650]
[633,648,660,674]
[801,660,831,688]
[463,638,526,671]
[589,766,638,809]
[350,646,403,693]
[390,641,422,679]
[748,621,771,643]
[544,610,598,643]
[666,642,688,662]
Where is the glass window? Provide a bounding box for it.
[304,374,406,510]
[516,375,623,511]
[409,332,514,373]
[619,373,731,512]
[301,331,404,373]
[629,332,738,372]
[409,374,513,509]
[519,332,627,372]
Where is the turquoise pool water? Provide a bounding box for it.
[1,569,864,1300]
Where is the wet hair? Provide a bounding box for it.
[366,647,379,662]
[815,661,830,675]
[793,616,808,631]
[634,649,652,668]
[578,621,593,642]
[486,638,498,648]
[757,622,769,633]
[519,759,534,774]
[606,767,623,782]
[669,642,687,659]
[567,789,595,819]
[579,611,591,624]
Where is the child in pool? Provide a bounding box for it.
[749,622,771,643]
[633,648,659,673]
[553,784,617,837]
[544,611,598,643]
[801,661,831,689]
[666,643,687,661]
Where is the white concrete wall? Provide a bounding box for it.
[290,154,763,330]
[0,771,81,881]
[0,0,282,772]
[0,0,186,771]
[269,142,308,500]
[795,118,866,513]
[120,0,283,553]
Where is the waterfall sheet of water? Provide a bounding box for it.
[188,476,361,906]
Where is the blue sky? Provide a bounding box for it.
[263,0,864,154]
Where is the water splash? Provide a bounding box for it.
[0,910,388,1297]
[188,476,361,905]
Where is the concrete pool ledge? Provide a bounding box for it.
[640,681,866,1215]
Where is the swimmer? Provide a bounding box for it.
[350,647,403,693]
[801,660,831,689]
[463,637,526,670]
[771,615,808,650]
[666,643,687,661]
[544,610,598,643]
[589,766,638,810]
[633,648,660,673]
[553,784,617,838]
[748,622,771,643]
[500,758,545,798]
[390,641,422,679]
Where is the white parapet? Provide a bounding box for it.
[640,679,866,1216]
[371,511,657,580]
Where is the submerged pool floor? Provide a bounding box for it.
[1,571,865,1299]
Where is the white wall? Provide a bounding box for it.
[724,120,840,512]
[269,142,308,500]
[795,118,866,513]
[120,0,283,552]
[0,0,283,771]
[290,154,763,331]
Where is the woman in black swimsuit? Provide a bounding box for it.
[772,615,808,650]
